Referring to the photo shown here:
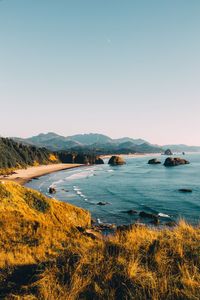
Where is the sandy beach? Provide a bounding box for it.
[0,163,82,185]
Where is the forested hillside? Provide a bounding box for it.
[0,138,58,174]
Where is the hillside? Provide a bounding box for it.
[0,182,199,299]
[0,138,59,175]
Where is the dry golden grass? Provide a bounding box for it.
[0,181,199,300]
[0,181,91,269]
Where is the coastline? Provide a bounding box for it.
[0,153,160,186]
[0,163,82,186]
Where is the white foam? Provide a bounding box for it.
[80,194,86,198]
[66,171,94,181]
[97,218,102,224]
[51,179,63,186]
[158,213,170,218]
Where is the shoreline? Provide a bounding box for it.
[0,163,83,186]
[0,153,161,186]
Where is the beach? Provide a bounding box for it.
[0,153,157,186]
[0,163,82,185]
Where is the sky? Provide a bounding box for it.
[0,0,200,145]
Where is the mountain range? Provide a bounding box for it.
[12,132,161,154]
[11,132,200,154]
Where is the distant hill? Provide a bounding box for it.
[66,133,113,145]
[163,144,200,153]
[13,132,162,153]
[113,137,147,145]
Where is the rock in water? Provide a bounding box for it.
[49,187,56,194]
[179,189,192,193]
[97,202,109,206]
[164,149,173,155]
[124,210,137,215]
[148,158,161,165]
[108,155,126,166]
[139,211,159,225]
[139,211,157,219]
[164,157,190,167]
[95,157,104,164]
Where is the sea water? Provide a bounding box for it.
[26,154,200,226]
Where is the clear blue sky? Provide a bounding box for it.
[0,0,200,145]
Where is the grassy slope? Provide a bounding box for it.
[0,182,91,268]
[0,182,199,300]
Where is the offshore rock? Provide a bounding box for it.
[108,156,126,166]
[148,158,161,165]
[164,157,190,167]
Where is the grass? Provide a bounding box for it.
[0,181,199,299]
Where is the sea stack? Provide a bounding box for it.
[164,157,190,167]
[49,187,56,194]
[164,149,173,155]
[148,158,161,165]
[95,157,104,164]
[108,155,126,166]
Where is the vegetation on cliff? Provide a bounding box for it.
[0,182,199,300]
[0,138,104,176]
[0,138,59,175]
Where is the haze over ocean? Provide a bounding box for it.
[0,1,200,145]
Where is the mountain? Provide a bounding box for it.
[13,132,200,154]
[66,133,113,145]
[113,137,147,145]
[13,132,159,153]
[14,132,82,151]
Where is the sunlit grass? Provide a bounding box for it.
[0,181,199,299]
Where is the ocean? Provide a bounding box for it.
[26,154,200,226]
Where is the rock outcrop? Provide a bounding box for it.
[95,157,104,164]
[139,211,159,225]
[58,152,104,165]
[125,209,137,215]
[97,202,109,206]
[164,149,173,155]
[49,187,56,194]
[148,158,161,165]
[108,155,126,166]
[139,211,157,219]
[179,188,192,193]
[164,157,190,167]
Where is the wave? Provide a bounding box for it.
[66,170,94,181]
[51,179,64,186]
[158,213,170,218]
